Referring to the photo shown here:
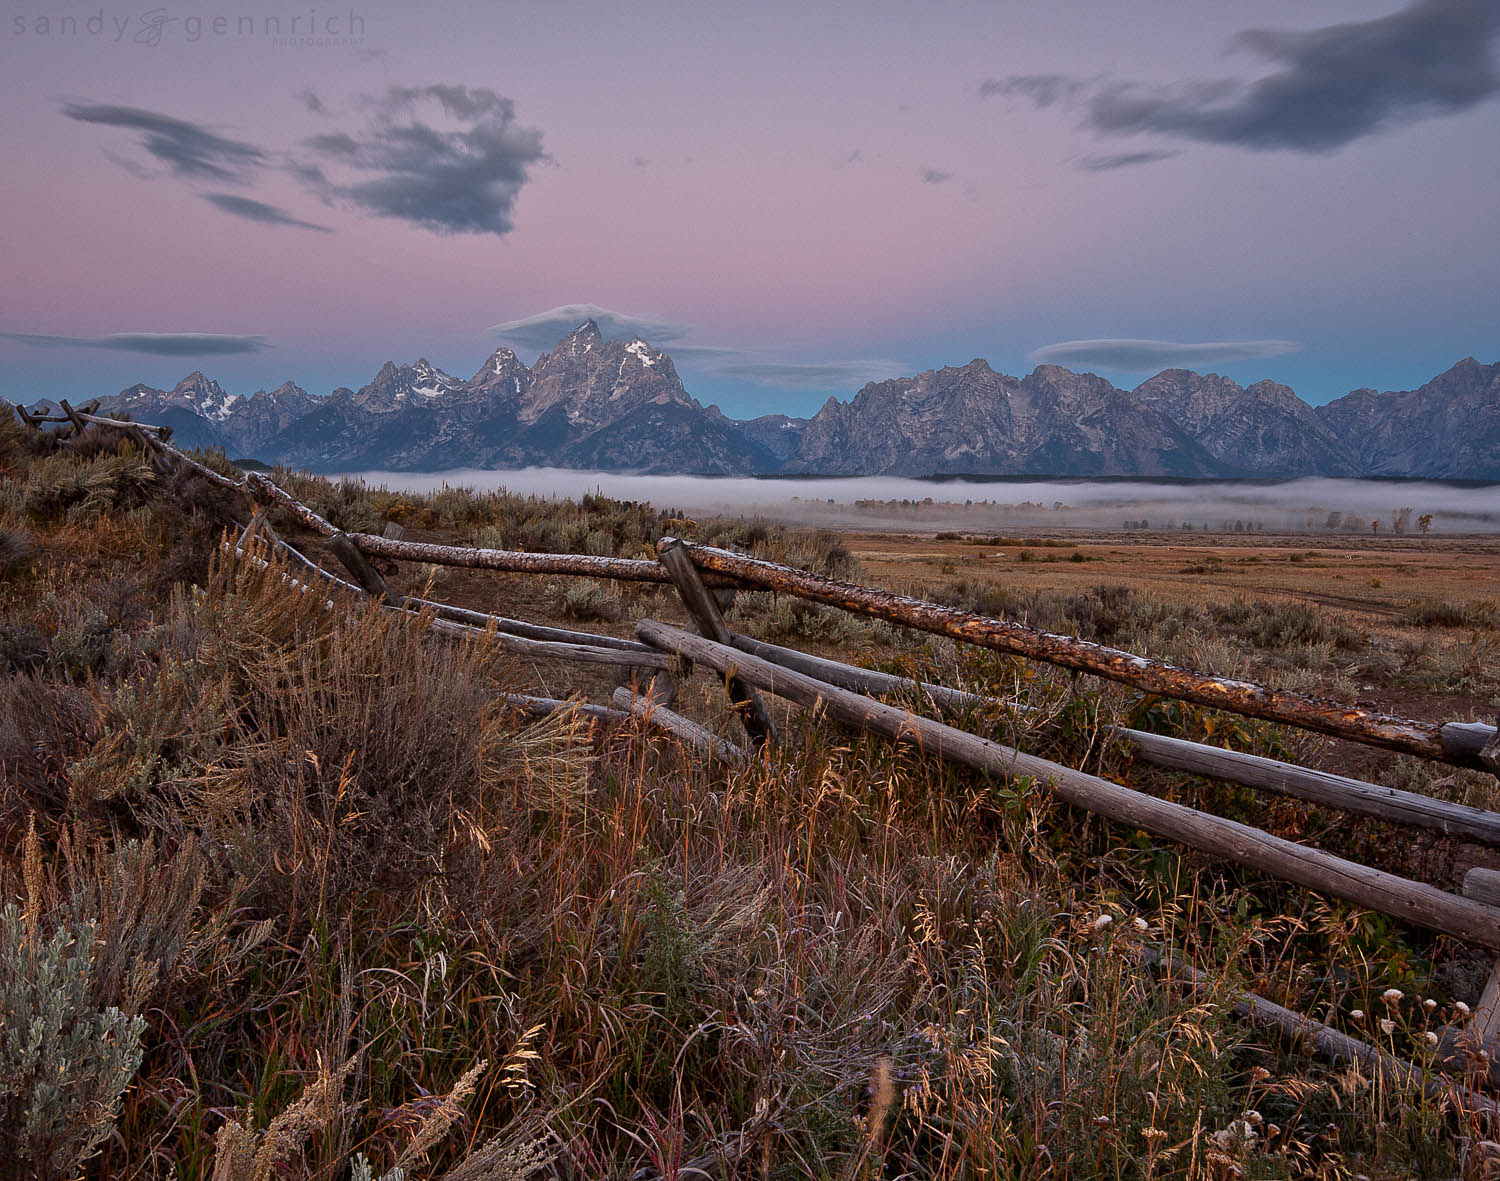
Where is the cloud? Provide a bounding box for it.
[1,331,272,356]
[62,102,266,181]
[1028,338,1299,372]
[202,193,332,231]
[63,86,546,238]
[1077,150,1178,171]
[992,0,1500,154]
[489,304,695,353]
[299,84,547,234]
[919,168,952,184]
[683,354,912,390]
[979,73,1087,107]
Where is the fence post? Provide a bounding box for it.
[657,538,774,747]
[327,531,394,602]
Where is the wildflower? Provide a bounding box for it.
[1092,914,1114,932]
[1243,1109,1263,1127]
[1380,988,1403,1005]
[1132,916,1148,932]
[1349,1009,1365,1021]
[1266,1123,1281,1139]
[1423,997,1437,1012]
[1457,1000,1473,1016]
[1092,1115,1111,1128]
[1423,1030,1439,1047]
[1379,1018,1395,1035]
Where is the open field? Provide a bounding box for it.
[4,423,1500,1178]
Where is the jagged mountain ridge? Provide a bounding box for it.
[77,324,1499,478]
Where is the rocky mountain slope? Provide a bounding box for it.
[1315,357,1500,480]
[71,325,1498,479]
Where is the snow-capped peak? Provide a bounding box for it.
[626,338,657,367]
[173,372,241,422]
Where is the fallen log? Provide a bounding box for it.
[1141,948,1500,1124]
[346,530,724,585]
[223,536,671,671]
[636,619,1500,950]
[611,687,749,768]
[426,615,675,671]
[256,528,659,654]
[728,632,989,713]
[500,693,627,724]
[729,628,1500,846]
[1123,729,1500,847]
[398,596,661,654]
[659,539,775,747]
[80,412,245,490]
[664,538,1495,771]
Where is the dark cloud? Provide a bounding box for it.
[488,305,695,354]
[62,102,266,181]
[300,84,547,235]
[1028,338,1299,372]
[202,193,332,232]
[920,168,952,184]
[990,1,1499,154]
[1090,0,1500,150]
[61,86,545,238]
[979,73,1086,107]
[1,331,272,356]
[1077,150,1178,171]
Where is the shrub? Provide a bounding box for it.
[0,905,145,1179]
[559,578,623,622]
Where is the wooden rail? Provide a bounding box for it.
[19,401,1500,1106]
[38,408,1499,769]
[726,635,1500,847]
[636,620,1500,950]
[662,538,1494,772]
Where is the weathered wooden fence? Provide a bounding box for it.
[13,399,1500,1118]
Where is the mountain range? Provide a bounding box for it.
[55,320,1500,479]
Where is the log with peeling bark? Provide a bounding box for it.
[728,628,1500,846]
[243,471,337,531]
[636,618,1500,949]
[664,538,1495,771]
[238,511,662,655]
[79,412,245,490]
[611,687,749,768]
[222,535,673,672]
[346,529,705,584]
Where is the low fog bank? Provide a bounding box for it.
[345,470,1500,535]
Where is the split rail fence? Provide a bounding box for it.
[14,399,1500,1121]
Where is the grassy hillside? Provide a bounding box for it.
[2,414,1498,1178]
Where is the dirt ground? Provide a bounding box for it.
[843,529,1500,615]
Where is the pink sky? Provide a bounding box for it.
[2,0,1497,416]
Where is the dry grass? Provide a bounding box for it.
[3,427,1500,1177]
